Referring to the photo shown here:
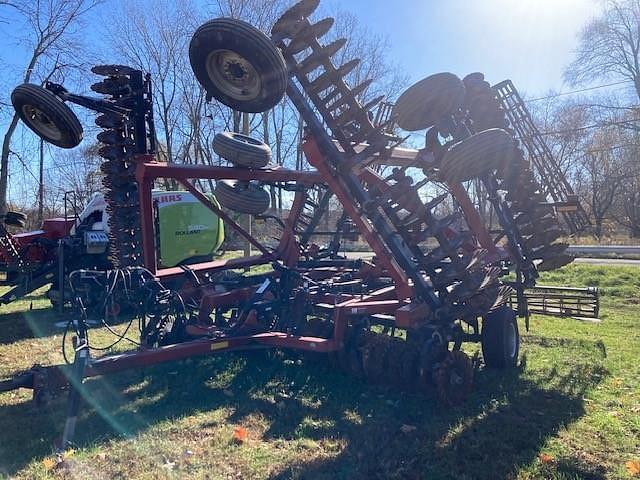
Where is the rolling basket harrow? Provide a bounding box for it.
[0,0,598,449]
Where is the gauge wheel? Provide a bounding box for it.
[214,180,270,214]
[481,305,519,368]
[189,18,288,113]
[393,72,465,131]
[439,128,516,183]
[11,84,83,148]
[213,132,271,168]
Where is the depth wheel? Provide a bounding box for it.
[189,18,288,113]
[393,72,465,131]
[439,128,516,183]
[214,180,270,214]
[435,350,473,406]
[481,305,519,368]
[213,132,271,168]
[11,84,83,148]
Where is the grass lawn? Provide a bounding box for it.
[0,264,638,479]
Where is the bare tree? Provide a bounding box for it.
[0,0,100,215]
[576,128,629,238]
[565,0,640,101]
[104,0,196,165]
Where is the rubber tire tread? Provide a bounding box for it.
[440,128,516,183]
[481,304,519,368]
[4,211,26,228]
[213,132,271,168]
[214,180,270,214]
[11,84,83,148]
[189,18,287,113]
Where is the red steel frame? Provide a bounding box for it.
[1,137,506,396]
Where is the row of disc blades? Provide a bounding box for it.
[462,73,573,272]
[303,317,474,406]
[91,65,144,269]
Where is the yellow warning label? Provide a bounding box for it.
[211,341,229,351]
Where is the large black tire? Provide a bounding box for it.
[11,84,83,148]
[482,305,519,368]
[439,128,516,183]
[214,180,270,214]
[393,73,465,131]
[189,18,287,113]
[3,211,27,228]
[213,132,271,168]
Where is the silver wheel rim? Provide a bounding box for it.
[22,105,62,141]
[506,320,517,359]
[206,49,261,101]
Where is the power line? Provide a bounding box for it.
[537,117,640,136]
[525,80,634,103]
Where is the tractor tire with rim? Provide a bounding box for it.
[393,72,466,131]
[213,132,271,168]
[189,18,288,113]
[214,180,270,214]
[439,128,516,183]
[481,304,519,368]
[11,84,83,148]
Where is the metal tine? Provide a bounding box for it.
[271,0,320,38]
[285,17,334,55]
[334,103,365,126]
[363,95,385,111]
[298,38,347,75]
[346,127,395,154]
[424,192,449,211]
[349,78,374,99]
[310,58,360,94]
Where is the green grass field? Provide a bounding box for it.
[0,264,638,479]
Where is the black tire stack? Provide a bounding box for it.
[91,65,144,268]
[212,132,271,215]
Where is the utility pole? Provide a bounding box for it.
[242,112,251,258]
[38,138,44,224]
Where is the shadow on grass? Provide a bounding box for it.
[0,303,139,346]
[0,306,63,345]
[0,348,607,479]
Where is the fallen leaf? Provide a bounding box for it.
[233,426,248,443]
[42,457,57,471]
[626,460,640,477]
[539,453,554,464]
[400,424,417,434]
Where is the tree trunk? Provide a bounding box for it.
[0,113,20,215]
[594,218,603,240]
[38,138,44,223]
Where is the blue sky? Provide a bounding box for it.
[330,0,601,96]
[1,0,605,205]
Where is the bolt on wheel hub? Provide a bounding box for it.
[207,49,261,101]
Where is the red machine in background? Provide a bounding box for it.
[0,211,75,303]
